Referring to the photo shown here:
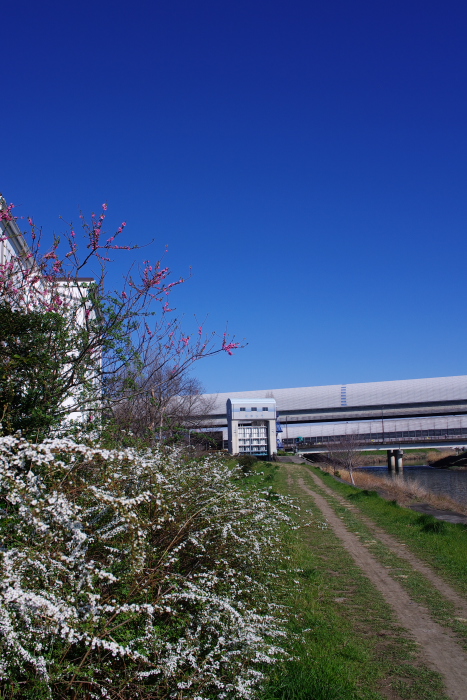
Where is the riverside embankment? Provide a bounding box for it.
[304,449,467,509]
[268,458,467,700]
[355,465,467,516]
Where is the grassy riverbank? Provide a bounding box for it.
[330,464,467,515]
[243,461,450,700]
[429,450,467,469]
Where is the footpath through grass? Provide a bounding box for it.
[242,460,449,700]
[308,465,467,598]
[300,465,467,650]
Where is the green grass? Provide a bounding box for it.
[246,462,449,700]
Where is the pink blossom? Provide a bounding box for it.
[222,339,240,356]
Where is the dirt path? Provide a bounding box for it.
[307,468,467,619]
[286,465,467,700]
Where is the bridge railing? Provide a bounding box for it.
[284,432,467,448]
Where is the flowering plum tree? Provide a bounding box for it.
[0,199,240,438]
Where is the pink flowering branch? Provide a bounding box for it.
[0,199,244,425]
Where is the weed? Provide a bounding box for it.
[416,514,447,534]
[349,489,379,500]
[238,453,257,474]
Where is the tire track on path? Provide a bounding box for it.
[286,465,467,700]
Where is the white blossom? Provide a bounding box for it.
[0,435,292,698]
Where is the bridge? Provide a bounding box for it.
[281,415,467,452]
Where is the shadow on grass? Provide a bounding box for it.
[348,489,380,500]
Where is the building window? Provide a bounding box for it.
[240,407,246,411]
[251,407,257,411]
[262,407,269,411]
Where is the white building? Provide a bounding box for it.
[0,195,31,268]
[227,398,277,459]
[0,194,97,424]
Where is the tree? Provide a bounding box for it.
[188,430,223,450]
[109,360,217,445]
[0,198,239,438]
[322,432,364,485]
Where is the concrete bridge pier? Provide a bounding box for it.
[395,449,404,473]
[387,449,403,473]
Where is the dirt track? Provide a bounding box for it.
[286,464,467,700]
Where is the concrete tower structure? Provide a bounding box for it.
[227,398,277,459]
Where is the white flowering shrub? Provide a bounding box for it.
[0,436,289,699]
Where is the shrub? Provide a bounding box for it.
[237,454,257,475]
[0,304,72,437]
[0,435,289,699]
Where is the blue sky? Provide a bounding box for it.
[3,0,467,392]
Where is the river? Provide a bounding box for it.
[356,465,467,507]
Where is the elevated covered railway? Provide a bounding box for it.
[200,375,467,428]
[199,376,467,455]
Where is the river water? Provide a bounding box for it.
[356,466,467,507]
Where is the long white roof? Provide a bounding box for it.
[204,375,467,414]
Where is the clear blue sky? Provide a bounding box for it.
[4,0,467,392]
